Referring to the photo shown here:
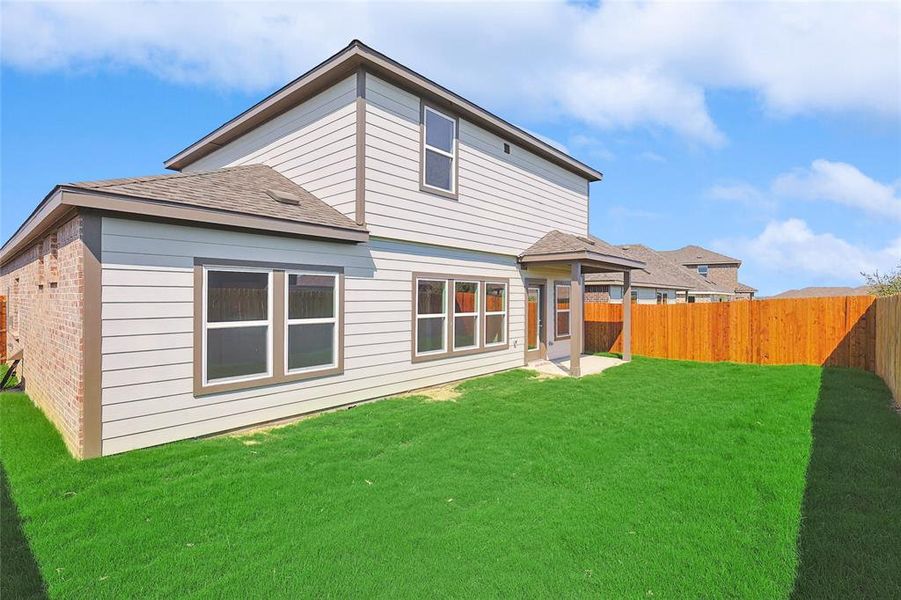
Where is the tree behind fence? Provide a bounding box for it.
[585,296,879,368]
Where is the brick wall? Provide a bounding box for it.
[585,285,610,303]
[686,263,739,290]
[0,214,86,456]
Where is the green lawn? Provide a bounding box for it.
[1,358,899,598]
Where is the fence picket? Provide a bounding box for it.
[584,296,882,370]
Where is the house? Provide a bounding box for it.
[658,245,756,302]
[585,242,756,304]
[584,242,698,304]
[0,41,645,458]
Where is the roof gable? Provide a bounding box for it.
[163,41,602,181]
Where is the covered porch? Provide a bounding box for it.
[519,231,645,377]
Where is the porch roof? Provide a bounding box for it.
[518,230,645,273]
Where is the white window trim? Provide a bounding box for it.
[698,265,709,278]
[422,105,457,194]
[415,278,448,357]
[555,283,571,338]
[202,266,273,387]
[453,280,480,351]
[484,282,508,347]
[284,271,339,375]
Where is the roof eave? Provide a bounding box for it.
[519,250,645,271]
[1,187,369,266]
[164,41,603,182]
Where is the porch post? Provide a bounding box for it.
[622,269,632,362]
[570,261,583,377]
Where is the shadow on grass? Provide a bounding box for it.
[1,465,48,599]
[791,367,901,599]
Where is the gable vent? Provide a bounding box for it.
[266,189,300,205]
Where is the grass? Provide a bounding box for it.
[1,357,898,598]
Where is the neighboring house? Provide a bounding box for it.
[585,242,756,304]
[658,245,756,302]
[584,242,697,304]
[0,41,644,458]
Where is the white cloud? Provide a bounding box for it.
[709,160,901,220]
[1,1,897,146]
[773,160,901,221]
[714,218,901,287]
[555,68,726,146]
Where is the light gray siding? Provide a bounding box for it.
[100,217,526,455]
[184,75,358,219]
[364,75,589,255]
[181,73,591,256]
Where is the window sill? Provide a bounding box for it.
[411,342,509,364]
[194,366,343,397]
[419,183,459,201]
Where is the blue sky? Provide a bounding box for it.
[2,1,899,295]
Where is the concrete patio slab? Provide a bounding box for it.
[527,354,626,378]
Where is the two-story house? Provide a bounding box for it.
[1,41,644,457]
[584,242,756,304]
[659,245,756,302]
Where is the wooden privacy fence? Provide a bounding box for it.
[585,295,889,370]
[874,294,901,403]
[0,296,6,364]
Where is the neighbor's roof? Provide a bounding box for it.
[735,282,758,293]
[659,245,741,266]
[164,40,603,181]
[519,230,645,271]
[584,243,700,290]
[69,164,364,233]
[1,164,367,265]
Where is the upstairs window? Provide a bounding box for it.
[422,105,457,195]
[697,265,709,278]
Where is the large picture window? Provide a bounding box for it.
[195,261,343,395]
[286,273,338,373]
[421,105,457,196]
[555,283,571,339]
[413,274,509,362]
[203,268,272,384]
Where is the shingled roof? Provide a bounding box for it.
[659,245,741,266]
[735,282,758,293]
[68,164,365,233]
[519,230,644,270]
[584,243,699,290]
